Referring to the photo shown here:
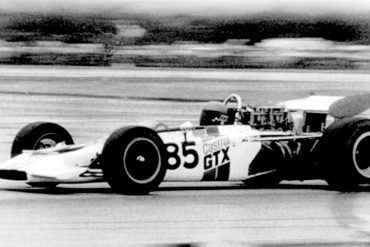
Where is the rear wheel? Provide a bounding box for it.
[11,122,74,158]
[320,118,370,190]
[101,126,166,195]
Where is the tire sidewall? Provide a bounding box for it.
[11,122,74,157]
[102,126,166,195]
[123,136,162,185]
[320,118,370,187]
[347,121,370,181]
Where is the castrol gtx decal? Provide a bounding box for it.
[202,136,231,181]
[160,126,233,181]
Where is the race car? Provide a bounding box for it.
[0,93,370,194]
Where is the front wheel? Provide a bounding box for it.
[101,126,167,195]
[11,122,74,157]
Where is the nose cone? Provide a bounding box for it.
[329,94,370,118]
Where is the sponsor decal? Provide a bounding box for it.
[164,130,231,181]
[202,136,231,181]
[203,136,230,155]
[166,132,199,170]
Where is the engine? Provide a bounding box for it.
[199,102,292,131]
[239,106,291,131]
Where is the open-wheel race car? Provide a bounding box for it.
[1,93,370,194]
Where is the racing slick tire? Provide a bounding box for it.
[319,118,370,190]
[11,122,74,158]
[101,126,167,195]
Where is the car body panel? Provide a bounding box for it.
[278,95,343,113]
[2,94,370,189]
[0,125,265,184]
[159,125,262,181]
[0,140,105,184]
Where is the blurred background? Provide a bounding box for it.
[1,0,370,69]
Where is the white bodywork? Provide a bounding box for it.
[159,125,261,181]
[278,95,343,112]
[0,140,105,184]
[0,125,263,184]
[0,95,349,186]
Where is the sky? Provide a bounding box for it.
[1,0,370,16]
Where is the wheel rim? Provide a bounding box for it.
[33,133,63,150]
[353,132,370,178]
[123,137,161,184]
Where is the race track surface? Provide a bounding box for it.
[0,66,370,246]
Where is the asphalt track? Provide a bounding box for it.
[0,66,370,246]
